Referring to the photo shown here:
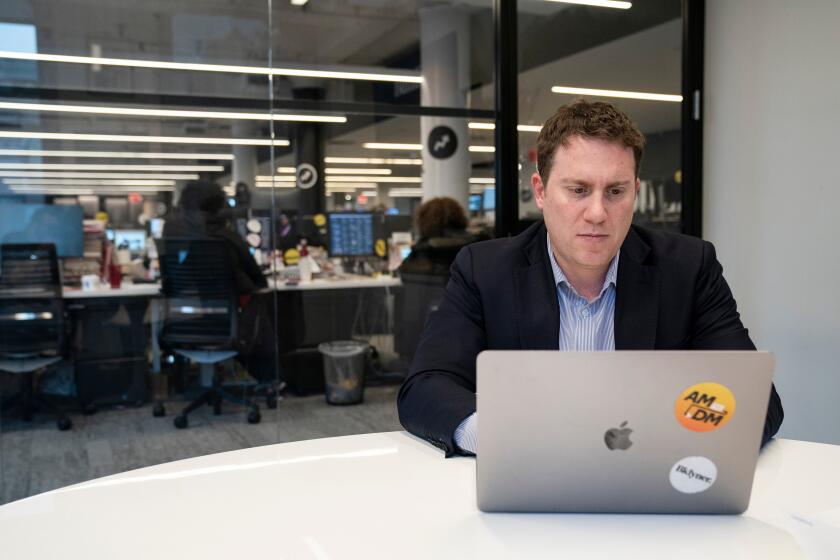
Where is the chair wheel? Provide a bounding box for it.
[57,417,72,431]
[174,415,188,429]
[247,410,261,424]
[152,402,166,417]
[266,394,278,409]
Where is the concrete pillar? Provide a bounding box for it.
[420,6,471,209]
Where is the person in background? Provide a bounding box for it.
[399,197,488,279]
[163,181,277,385]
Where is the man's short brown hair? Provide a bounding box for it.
[537,99,646,182]
[415,196,468,240]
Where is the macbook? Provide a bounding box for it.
[476,351,775,514]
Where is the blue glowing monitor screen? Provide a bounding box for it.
[469,194,482,211]
[328,213,374,256]
[483,188,496,211]
[0,203,84,257]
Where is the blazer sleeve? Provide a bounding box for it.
[691,241,784,446]
[397,246,485,456]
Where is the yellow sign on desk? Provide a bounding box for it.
[374,239,386,257]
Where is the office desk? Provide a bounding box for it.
[0,433,836,559]
[268,274,401,291]
[62,283,161,299]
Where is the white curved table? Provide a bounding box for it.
[1,433,838,559]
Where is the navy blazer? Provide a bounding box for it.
[397,221,784,456]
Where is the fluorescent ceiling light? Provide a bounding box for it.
[0,101,347,124]
[0,51,423,84]
[388,188,423,198]
[290,0,310,5]
[0,163,222,172]
[9,186,174,194]
[469,146,496,153]
[543,0,632,9]
[324,157,422,165]
[255,182,296,189]
[551,86,682,102]
[469,122,543,133]
[325,168,392,175]
[276,167,296,173]
[2,178,175,186]
[0,131,285,146]
[363,142,422,151]
[0,149,233,160]
[256,175,296,182]
[255,181,380,190]
[360,191,378,197]
[469,178,495,184]
[324,176,421,183]
[0,171,199,180]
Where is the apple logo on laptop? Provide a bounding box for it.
[604,421,633,450]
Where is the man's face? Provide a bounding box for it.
[532,135,639,275]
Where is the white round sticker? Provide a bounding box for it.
[669,456,718,494]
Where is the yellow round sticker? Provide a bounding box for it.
[374,239,386,257]
[313,213,327,227]
[675,382,736,432]
[283,248,300,265]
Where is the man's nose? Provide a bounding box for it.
[583,195,607,223]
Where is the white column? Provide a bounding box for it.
[420,6,471,208]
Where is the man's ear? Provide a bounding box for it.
[532,172,546,210]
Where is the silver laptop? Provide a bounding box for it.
[476,351,775,514]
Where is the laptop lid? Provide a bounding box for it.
[476,351,775,514]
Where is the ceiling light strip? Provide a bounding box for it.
[0,171,199,180]
[324,168,392,175]
[0,163,222,171]
[0,149,233,160]
[543,0,632,9]
[550,86,682,102]
[0,101,347,123]
[323,157,422,165]
[0,131,285,146]
[0,51,423,84]
[2,178,175,186]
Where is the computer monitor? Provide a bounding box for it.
[469,194,483,212]
[0,203,84,257]
[328,212,374,257]
[114,229,146,258]
[483,188,496,211]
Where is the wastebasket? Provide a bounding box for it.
[318,340,368,405]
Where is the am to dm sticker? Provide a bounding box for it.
[675,382,736,432]
[670,456,718,494]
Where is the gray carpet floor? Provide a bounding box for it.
[0,385,402,505]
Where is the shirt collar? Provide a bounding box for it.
[547,232,619,299]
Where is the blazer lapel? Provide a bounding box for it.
[614,227,660,350]
[514,224,560,350]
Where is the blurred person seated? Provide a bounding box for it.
[399,197,489,279]
[163,181,278,385]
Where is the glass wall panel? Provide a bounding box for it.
[516,0,684,232]
[0,0,495,505]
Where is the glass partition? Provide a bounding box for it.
[0,0,495,504]
[515,0,684,232]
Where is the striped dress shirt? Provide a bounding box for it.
[453,234,619,454]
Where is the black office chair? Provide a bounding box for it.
[0,243,72,431]
[156,237,260,429]
[394,271,449,367]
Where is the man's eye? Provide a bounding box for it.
[570,187,587,195]
[610,188,624,196]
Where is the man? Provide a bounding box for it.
[397,100,783,456]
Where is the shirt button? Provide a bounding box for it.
[581,308,591,318]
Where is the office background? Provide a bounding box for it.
[0,0,775,505]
